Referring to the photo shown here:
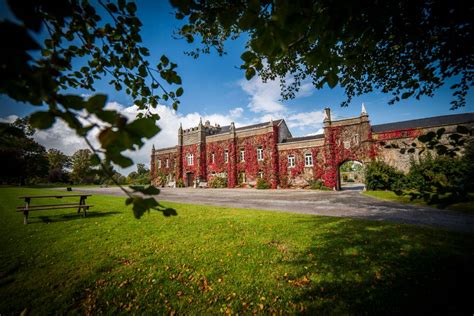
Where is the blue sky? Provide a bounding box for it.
[1,1,472,171]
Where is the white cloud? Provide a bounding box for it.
[229,107,244,118]
[239,76,287,114]
[238,75,323,132]
[286,111,325,129]
[0,114,19,123]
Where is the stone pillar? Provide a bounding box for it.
[176,124,183,184]
[270,120,279,189]
[322,107,338,190]
[228,122,237,188]
[150,144,156,185]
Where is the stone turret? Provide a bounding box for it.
[361,103,369,122]
[323,107,331,127]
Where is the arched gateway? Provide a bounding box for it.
[151,106,474,190]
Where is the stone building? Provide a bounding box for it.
[151,107,474,189]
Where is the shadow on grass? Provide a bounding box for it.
[286,217,474,314]
[30,211,121,224]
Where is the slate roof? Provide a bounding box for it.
[371,113,474,133]
[281,134,324,143]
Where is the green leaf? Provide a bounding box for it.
[86,94,107,112]
[29,111,55,129]
[111,153,133,168]
[95,110,118,124]
[245,67,256,80]
[126,118,161,138]
[326,71,338,88]
[160,55,169,66]
[176,87,184,97]
[401,91,413,99]
[138,64,148,77]
[59,94,84,110]
[126,2,137,14]
[131,196,159,219]
[241,51,256,62]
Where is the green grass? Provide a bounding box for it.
[363,190,474,213]
[1,187,473,314]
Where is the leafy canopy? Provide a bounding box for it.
[1,0,183,217]
[172,0,473,109]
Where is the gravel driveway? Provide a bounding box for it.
[69,187,474,233]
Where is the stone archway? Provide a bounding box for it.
[337,160,365,191]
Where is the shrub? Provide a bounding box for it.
[401,154,471,203]
[279,176,289,188]
[176,179,185,188]
[365,161,404,191]
[307,179,331,190]
[256,178,270,189]
[208,176,227,188]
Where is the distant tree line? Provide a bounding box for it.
[0,119,150,186]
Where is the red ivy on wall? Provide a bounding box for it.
[278,147,325,187]
[233,131,278,187]
[181,144,199,183]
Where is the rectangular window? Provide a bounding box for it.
[211,153,215,163]
[288,155,295,168]
[158,159,161,168]
[166,159,169,168]
[257,147,263,161]
[240,149,245,162]
[187,153,194,166]
[224,150,228,163]
[305,153,313,167]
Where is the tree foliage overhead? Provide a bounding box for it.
[1,0,183,167]
[1,0,183,217]
[172,0,473,109]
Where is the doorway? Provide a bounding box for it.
[338,161,365,190]
[186,172,194,187]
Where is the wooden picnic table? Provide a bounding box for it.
[17,194,93,224]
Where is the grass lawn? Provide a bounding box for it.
[363,190,474,214]
[1,187,473,314]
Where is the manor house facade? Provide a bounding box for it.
[151,107,474,189]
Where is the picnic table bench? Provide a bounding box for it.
[17,194,93,224]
